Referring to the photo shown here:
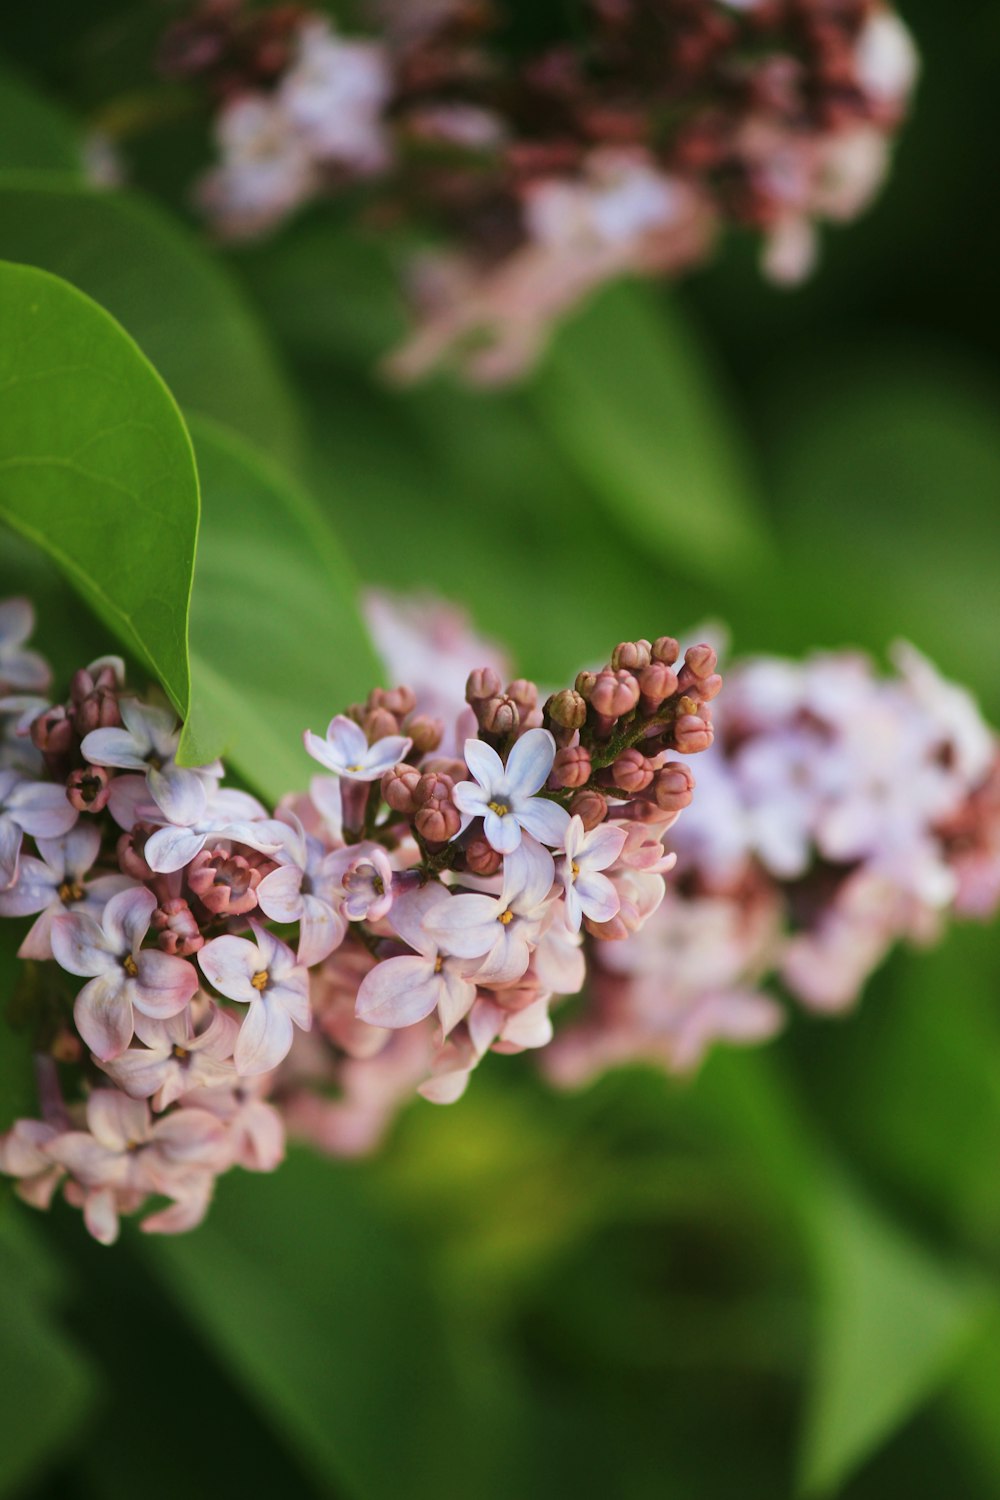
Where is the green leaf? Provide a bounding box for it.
[180,416,381,797]
[799,1171,991,1497]
[142,1147,496,1500]
[0,1215,99,1496]
[0,61,82,175]
[525,279,773,583]
[0,260,198,722]
[0,174,303,473]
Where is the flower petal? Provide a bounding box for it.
[387,883,451,957]
[6,781,76,839]
[504,727,556,799]
[578,822,628,872]
[234,999,294,1075]
[80,726,148,770]
[462,736,504,790]
[575,870,621,925]
[0,815,20,889]
[147,765,208,826]
[198,935,259,1004]
[102,885,157,955]
[74,971,133,1060]
[483,808,521,854]
[256,864,305,924]
[326,715,369,765]
[132,950,199,1018]
[421,892,502,958]
[144,825,209,874]
[516,796,571,850]
[355,955,441,1027]
[51,911,117,977]
[297,893,346,967]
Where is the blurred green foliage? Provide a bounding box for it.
[1,2,1000,1497]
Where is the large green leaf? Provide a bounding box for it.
[0,174,303,473]
[180,416,381,796]
[0,260,198,721]
[525,280,773,584]
[143,1147,497,1500]
[0,61,82,175]
[0,1214,98,1497]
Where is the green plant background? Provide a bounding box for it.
[2,3,1000,1496]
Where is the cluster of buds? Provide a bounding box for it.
[151,0,917,380]
[546,641,1000,1085]
[0,595,716,1238]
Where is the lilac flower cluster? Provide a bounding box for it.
[157,0,917,379]
[547,642,1000,1085]
[0,596,716,1235]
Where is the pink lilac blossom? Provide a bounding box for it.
[155,0,917,380]
[0,594,715,1240]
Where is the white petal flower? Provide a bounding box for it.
[452,728,570,853]
[303,714,412,782]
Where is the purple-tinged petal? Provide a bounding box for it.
[217,819,286,857]
[132,950,199,1018]
[0,648,50,692]
[503,837,556,912]
[575,870,621,925]
[297,894,346,967]
[309,776,343,841]
[88,1089,150,1150]
[150,1109,228,1166]
[256,864,305,923]
[355,955,441,1028]
[0,856,56,917]
[437,965,477,1035]
[51,911,117,977]
[326,715,369,765]
[234,999,294,1075]
[515,797,571,849]
[578,822,628,871]
[74,972,133,1060]
[141,1185,214,1237]
[7,781,77,839]
[99,1047,172,1101]
[303,730,341,773]
[107,774,157,832]
[359,736,412,779]
[0,598,34,651]
[452,780,490,817]
[467,998,503,1055]
[501,997,554,1051]
[483,808,521,854]
[198,935,259,1004]
[422,891,503,958]
[80,725,148,770]
[147,765,208,826]
[83,1187,121,1245]
[473,928,532,986]
[387,883,451,958]
[562,884,583,933]
[102,885,156,955]
[504,728,556,799]
[144,825,209,873]
[41,822,102,882]
[17,907,58,960]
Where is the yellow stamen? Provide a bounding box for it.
[172,1045,190,1062]
[487,800,510,817]
[571,861,580,877]
[251,969,269,991]
[58,880,85,905]
[434,956,444,974]
[498,910,514,926]
[122,954,139,978]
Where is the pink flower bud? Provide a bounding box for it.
[547,689,588,730]
[505,678,538,712]
[570,788,608,830]
[382,763,421,814]
[30,706,73,760]
[590,669,641,718]
[480,696,519,735]
[415,801,461,843]
[421,756,468,782]
[188,848,262,916]
[584,912,630,941]
[413,771,455,807]
[652,636,680,666]
[551,744,592,789]
[67,766,111,813]
[152,897,205,956]
[674,715,714,754]
[466,667,502,705]
[652,762,696,811]
[405,714,444,754]
[117,825,157,881]
[637,660,678,708]
[612,748,654,793]
[364,707,399,743]
[683,643,717,679]
[465,837,503,877]
[370,685,417,718]
[611,640,652,671]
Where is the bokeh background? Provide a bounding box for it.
[2,2,1000,1496]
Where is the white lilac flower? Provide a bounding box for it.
[557,814,628,932]
[82,697,222,824]
[0,823,134,959]
[421,836,557,986]
[303,714,412,782]
[98,1003,239,1111]
[141,779,287,875]
[255,813,348,967]
[198,921,311,1075]
[51,886,199,1061]
[452,728,570,854]
[355,882,477,1033]
[0,768,78,888]
[278,17,391,174]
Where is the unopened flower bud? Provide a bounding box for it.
[421,757,467,781]
[683,643,717,679]
[677,695,699,717]
[547,689,587,730]
[612,748,654,793]
[67,766,111,813]
[370,685,417,718]
[584,911,630,941]
[652,636,680,665]
[382,763,421,813]
[405,714,444,754]
[364,707,400,742]
[570,788,607,830]
[51,1027,83,1065]
[652,762,696,811]
[694,672,723,703]
[152,897,204,956]
[117,825,157,881]
[188,848,262,916]
[590,669,641,719]
[575,670,597,700]
[415,801,461,843]
[637,660,678,708]
[30,706,73,761]
[551,745,592,789]
[674,714,714,754]
[465,836,503,877]
[414,771,455,807]
[505,678,538,712]
[611,640,652,671]
[466,667,502,705]
[480,696,519,735]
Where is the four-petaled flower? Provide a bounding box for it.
[255,814,348,966]
[0,768,78,889]
[0,823,134,959]
[198,921,311,1074]
[421,837,557,986]
[52,887,198,1060]
[453,729,571,854]
[99,1003,239,1111]
[304,714,411,781]
[355,883,477,1033]
[81,698,222,822]
[557,815,628,932]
